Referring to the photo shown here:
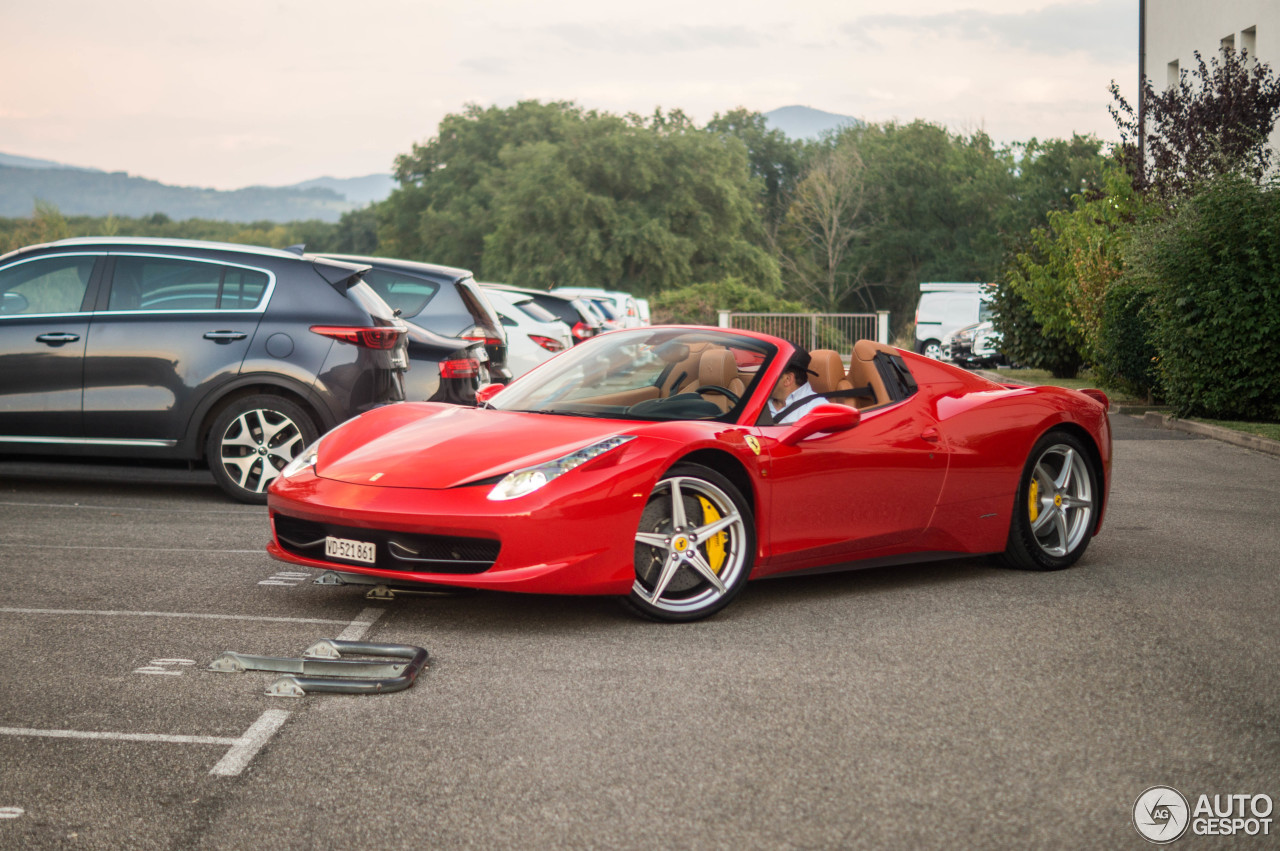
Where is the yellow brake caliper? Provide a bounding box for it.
[697,496,727,574]
[1028,478,1040,522]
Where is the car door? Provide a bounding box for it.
[0,253,102,439]
[81,253,268,443]
[759,399,949,570]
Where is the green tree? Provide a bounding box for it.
[1003,162,1157,367]
[775,143,871,311]
[819,121,1014,326]
[382,100,584,272]
[705,108,810,243]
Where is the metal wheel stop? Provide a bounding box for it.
[208,639,429,698]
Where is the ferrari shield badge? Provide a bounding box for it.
[745,435,761,456]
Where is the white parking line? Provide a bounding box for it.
[0,709,291,777]
[0,807,24,819]
[0,500,257,515]
[0,727,237,746]
[0,607,351,626]
[0,544,262,553]
[336,607,387,641]
[209,710,291,777]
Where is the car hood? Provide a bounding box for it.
[314,403,640,489]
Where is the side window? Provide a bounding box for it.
[0,256,96,315]
[362,269,439,317]
[109,257,267,311]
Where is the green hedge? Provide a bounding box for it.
[1139,175,1280,418]
[1095,279,1163,401]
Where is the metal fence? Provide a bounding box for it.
[718,311,889,350]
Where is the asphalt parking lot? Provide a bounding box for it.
[1,414,1277,849]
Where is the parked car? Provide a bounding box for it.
[266,326,1111,622]
[315,255,512,387]
[914,282,992,359]
[0,237,408,503]
[551,287,645,328]
[944,321,1005,369]
[480,285,572,377]
[482,284,604,345]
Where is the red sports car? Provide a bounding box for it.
[266,326,1111,621]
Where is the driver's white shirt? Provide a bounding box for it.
[767,382,827,424]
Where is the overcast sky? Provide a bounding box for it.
[0,0,1138,190]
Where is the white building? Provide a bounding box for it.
[1141,0,1280,154]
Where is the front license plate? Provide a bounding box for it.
[325,535,376,565]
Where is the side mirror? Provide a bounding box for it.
[780,404,860,446]
[475,383,504,406]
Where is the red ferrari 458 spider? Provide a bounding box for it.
[266,326,1111,621]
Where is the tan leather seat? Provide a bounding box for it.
[807,349,854,406]
[846,340,897,409]
[696,349,745,412]
[658,342,709,397]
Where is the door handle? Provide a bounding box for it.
[35,333,80,346]
[203,331,247,343]
[921,427,940,442]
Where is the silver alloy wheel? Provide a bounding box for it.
[1027,443,1094,557]
[218,407,306,494]
[923,340,942,359]
[632,475,748,616]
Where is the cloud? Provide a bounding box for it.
[847,0,1136,63]
[542,23,765,54]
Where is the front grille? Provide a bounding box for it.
[273,513,499,574]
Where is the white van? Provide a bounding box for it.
[914,282,992,359]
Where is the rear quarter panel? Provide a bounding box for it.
[914,360,1112,554]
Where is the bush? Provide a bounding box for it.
[1138,174,1280,418]
[991,267,1083,378]
[1095,279,1163,400]
[650,277,807,325]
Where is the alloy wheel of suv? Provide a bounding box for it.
[206,394,318,504]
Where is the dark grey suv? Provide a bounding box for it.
[0,237,408,503]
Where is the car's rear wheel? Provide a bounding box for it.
[625,464,755,622]
[998,431,1099,571]
[206,394,318,504]
[920,339,942,359]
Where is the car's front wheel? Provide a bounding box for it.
[206,394,318,504]
[998,431,1099,571]
[625,464,755,622]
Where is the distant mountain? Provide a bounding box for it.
[0,152,101,172]
[286,174,397,206]
[0,151,397,222]
[0,165,359,223]
[764,105,860,140]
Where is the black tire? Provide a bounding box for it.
[206,394,318,504]
[624,464,755,622]
[998,430,1099,571]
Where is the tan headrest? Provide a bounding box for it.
[808,350,846,394]
[698,349,737,387]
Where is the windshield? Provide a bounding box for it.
[490,327,776,421]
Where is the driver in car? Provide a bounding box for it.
[767,349,827,424]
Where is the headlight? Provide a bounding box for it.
[955,327,976,343]
[488,435,635,501]
[280,436,324,479]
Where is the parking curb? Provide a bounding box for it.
[1141,411,1280,458]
